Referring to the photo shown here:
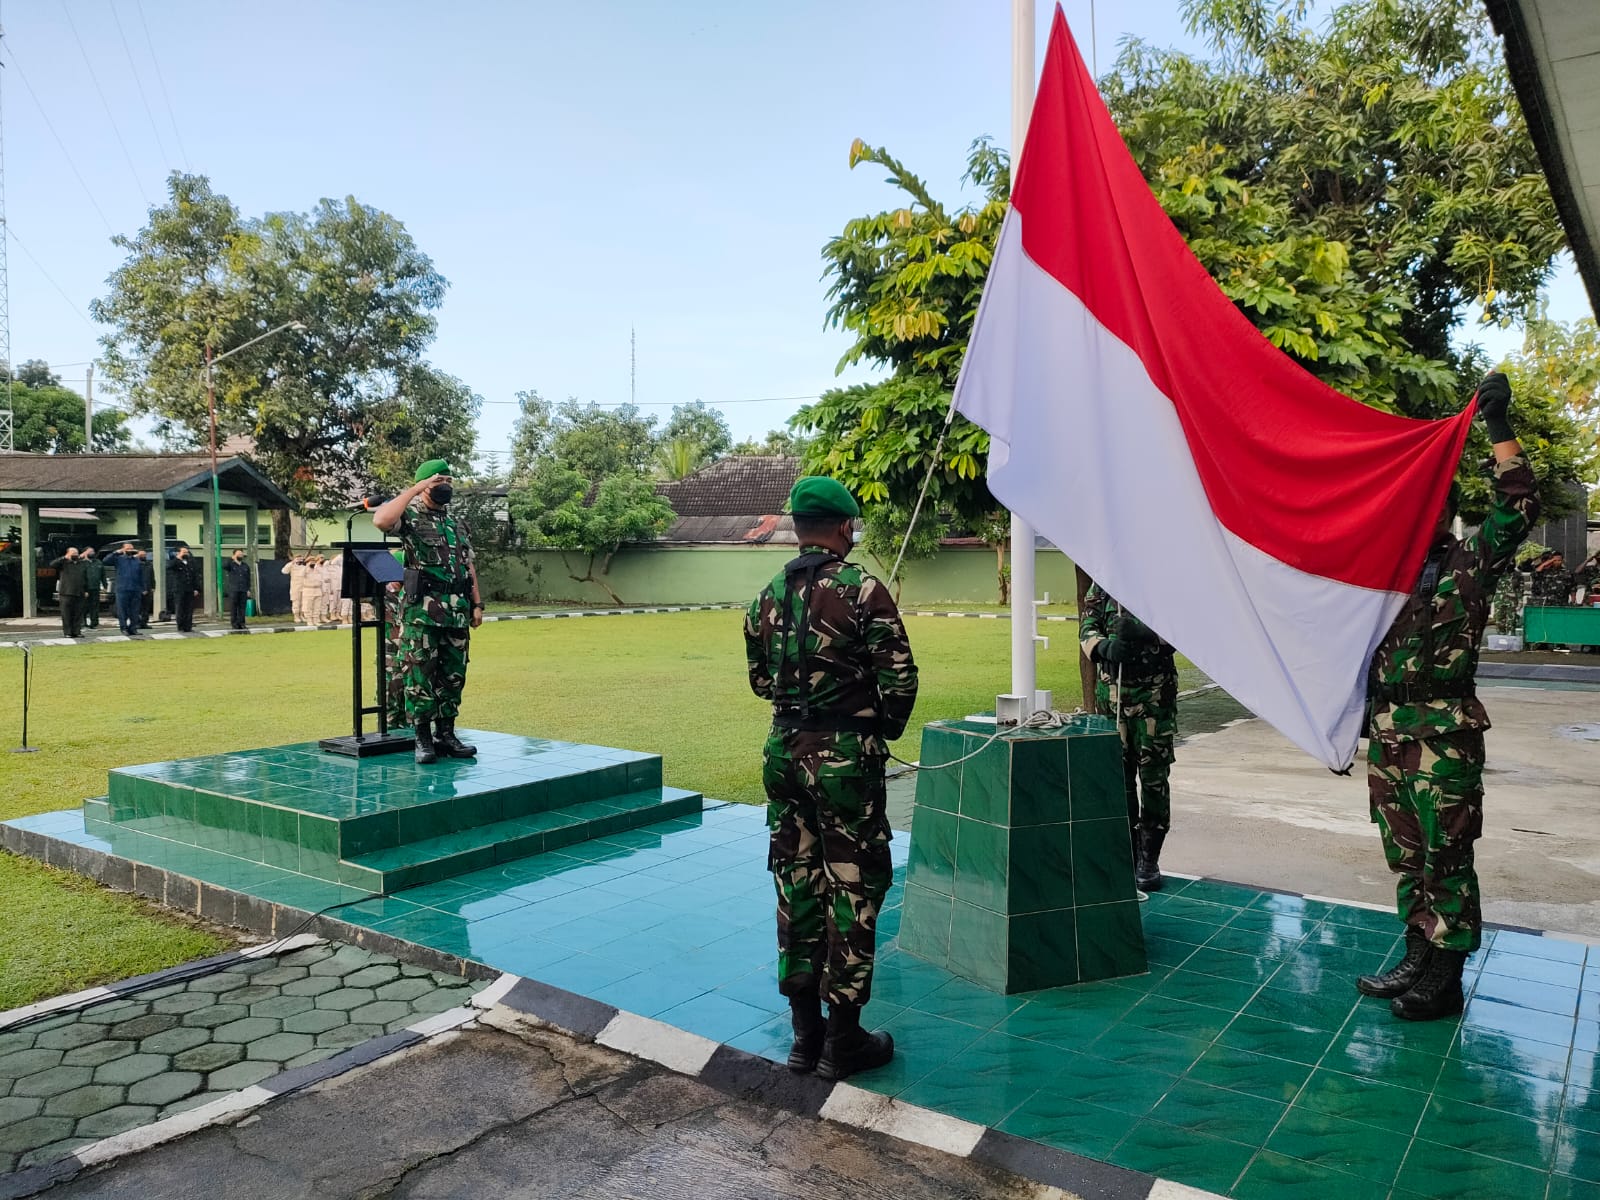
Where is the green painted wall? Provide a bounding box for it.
[476,545,1079,607]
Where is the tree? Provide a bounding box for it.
[93,172,468,551]
[506,466,673,604]
[661,401,731,462]
[13,360,61,389]
[729,429,810,457]
[4,373,132,453]
[508,390,553,482]
[545,401,657,481]
[654,437,704,481]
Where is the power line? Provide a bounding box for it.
[475,394,820,408]
[133,0,187,170]
[5,223,97,329]
[107,0,169,166]
[58,0,151,206]
[5,48,117,236]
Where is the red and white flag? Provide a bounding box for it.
[954,7,1474,769]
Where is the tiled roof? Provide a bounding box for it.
[654,456,802,517]
[0,453,294,507]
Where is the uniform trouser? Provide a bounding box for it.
[1097,670,1178,834]
[289,588,308,623]
[1367,729,1485,952]
[59,595,83,637]
[401,622,469,721]
[84,591,100,627]
[115,591,141,634]
[384,620,407,727]
[229,592,248,629]
[140,591,153,626]
[763,729,893,1008]
[175,591,196,632]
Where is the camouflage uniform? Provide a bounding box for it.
[1490,567,1524,635]
[1365,455,1538,953]
[1079,583,1178,836]
[1529,561,1574,608]
[397,504,474,723]
[744,547,918,1007]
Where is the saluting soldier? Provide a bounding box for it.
[744,477,918,1081]
[371,459,483,764]
[1079,581,1179,891]
[1357,372,1538,1021]
[81,547,105,630]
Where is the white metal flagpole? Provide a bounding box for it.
[1009,0,1040,709]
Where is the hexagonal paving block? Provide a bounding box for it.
[173,1042,244,1073]
[0,1047,64,1078]
[151,992,216,1016]
[213,1017,281,1044]
[159,1090,232,1119]
[109,1013,180,1041]
[314,1024,383,1051]
[398,963,437,978]
[138,1026,210,1056]
[341,964,402,989]
[61,1040,135,1069]
[206,1060,279,1091]
[0,1095,43,1124]
[12,1066,93,1099]
[375,978,436,1003]
[185,971,252,994]
[181,1003,248,1030]
[410,986,473,1016]
[76,1001,146,1025]
[282,975,342,998]
[280,943,335,965]
[92,1053,169,1087]
[0,1029,39,1057]
[134,982,188,1001]
[243,1032,315,1063]
[280,1047,337,1071]
[281,1010,348,1036]
[0,1115,74,1153]
[127,1071,203,1107]
[308,946,375,976]
[218,985,279,1007]
[19,1135,94,1169]
[43,1084,126,1120]
[349,1001,413,1028]
[33,1024,106,1053]
[313,987,375,1012]
[249,995,313,1020]
[74,1103,159,1139]
[250,965,309,987]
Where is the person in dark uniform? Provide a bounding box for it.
[223,549,252,631]
[111,543,144,636]
[137,551,155,628]
[81,547,105,629]
[50,548,87,637]
[168,546,201,632]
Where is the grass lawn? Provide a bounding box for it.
[0,610,1196,1006]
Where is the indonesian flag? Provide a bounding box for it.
[953,7,1474,769]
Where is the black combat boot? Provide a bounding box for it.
[786,988,825,1073]
[815,1003,894,1082]
[1390,948,1467,1022]
[1135,826,1167,892]
[413,718,437,765]
[433,719,477,759]
[1356,928,1432,998]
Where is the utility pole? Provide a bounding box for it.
[0,7,14,454]
[630,325,636,407]
[84,363,94,449]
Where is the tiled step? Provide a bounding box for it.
[344,787,705,891]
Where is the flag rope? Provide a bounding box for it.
[886,396,960,586]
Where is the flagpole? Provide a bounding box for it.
[1010,0,1039,708]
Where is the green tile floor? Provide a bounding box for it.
[8,801,1598,1200]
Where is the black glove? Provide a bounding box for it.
[1115,613,1160,646]
[1476,372,1514,444]
[1095,637,1128,665]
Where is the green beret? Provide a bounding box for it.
[414,458,452,483]
[788,476,860,519]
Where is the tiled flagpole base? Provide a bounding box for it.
[900,717,1147,993]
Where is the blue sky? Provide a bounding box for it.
[3,1,1589,462]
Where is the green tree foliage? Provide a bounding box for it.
[660,401,732,466]
[4,362,131,453]
[544,400,658,481]
[654,437,703,481]
[508,390,554,482]
[93,173,474,545]
[729,428,810,457]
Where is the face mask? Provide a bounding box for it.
[430,484,453,506]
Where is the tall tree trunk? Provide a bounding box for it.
[272,509,292,560]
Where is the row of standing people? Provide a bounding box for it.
[281,554,350,627]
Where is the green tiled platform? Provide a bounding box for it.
[902,717,1146,991]
[83,732,702,891]
[8,799,1599,1199]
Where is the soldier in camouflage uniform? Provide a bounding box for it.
[1489,563,1524,636]
[1529,551,1573,607]
[372,460,484,764]
[1357,372,1538,1022]
[1079,581,1178,891]
[384,554,408,730]
[745,476,918,1081]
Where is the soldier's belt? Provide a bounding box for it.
[415,576,472,597]
[1372,682,1474,704]
[772,711,882,734]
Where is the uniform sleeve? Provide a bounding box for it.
[1465,455,1539,583]
[1079,582,1110,660]
[859,576,918,741]
[744,594,774,701]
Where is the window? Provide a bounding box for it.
[219,525,274,546]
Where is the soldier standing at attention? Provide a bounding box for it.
[223,548,252,631]
[50,547,87,638]
[169,546,201,632]
[1357,372,1538,1022]
[744,477,918,1081]
[371,460,483,764]
[81,547,105,630]
[1079,581,1178,891]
